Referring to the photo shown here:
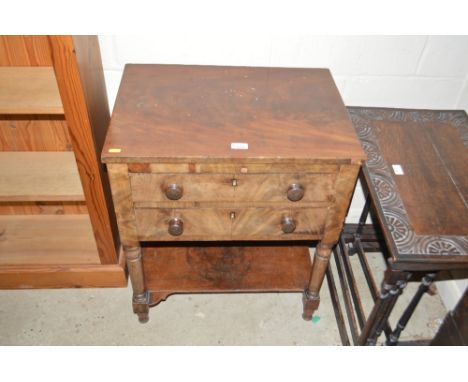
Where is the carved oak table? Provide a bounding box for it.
[102,64,365,323]
[344,107,468,345]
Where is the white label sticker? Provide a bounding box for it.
[231,142,248,150]
[392,164,404,175]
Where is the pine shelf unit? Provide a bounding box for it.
[0,35,125,289]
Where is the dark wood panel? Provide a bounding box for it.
[350,107,468,269]
[374,120,468,236]
[143,245,312,292]
[425,122,468,208]
[102,65,365,163]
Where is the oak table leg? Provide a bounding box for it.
[358,268,410,345]
[386,272,437,345]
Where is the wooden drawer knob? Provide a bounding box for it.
[164,183,183,200]
[287,183,304,202]
[281,216,296,234]
[168,218,184,236]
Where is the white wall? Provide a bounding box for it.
[98,35,468,310]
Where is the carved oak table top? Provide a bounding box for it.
[349,107,468,270]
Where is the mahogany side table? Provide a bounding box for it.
[102,64,365,323]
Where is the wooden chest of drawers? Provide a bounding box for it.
[102,64,365,323]
[130,165,335,241]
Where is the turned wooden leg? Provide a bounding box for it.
[386,272,434,345]
[125,246,150,323]
[358,268,410,345]
[303,243,333,321]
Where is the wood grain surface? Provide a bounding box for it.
[0,201,87,215]
[50,36,119,264]
[107,164,140,247]
[143,245,312,292]
[0,115,71,151]
[375,120,468,236]
[102,65,365,163]
[102,64,365,319]
[0,214,99,265]
[349,107,468,267]
[234,173,336,203]
[135,207,232,240]
[0,251,126,289]
[0,152,84,202]
[127,162,340,174]
[0,35,125,290]
[0,35,53,66]
[130,171,336,203]
[134,206,326,241]
[231,207,327,239]
[0,67,63,114]
[321,164,360,245]
[130,173,235,202]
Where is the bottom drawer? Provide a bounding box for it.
[232,207,327,239]
[134,207,327,241]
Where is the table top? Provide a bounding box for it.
[102,64,365,163]
[349,107,468,269]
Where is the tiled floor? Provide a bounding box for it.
[0,252,446,345]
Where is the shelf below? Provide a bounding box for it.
[0,152,85,202]
[143,245,312,301]
[0,214,100,265]
[0,67,64,115]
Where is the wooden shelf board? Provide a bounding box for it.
[0,214,100,265]
[0,67,64,115]
[143,245,312,293]
[0,152,85,202]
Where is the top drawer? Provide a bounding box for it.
[130,172,337,203]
